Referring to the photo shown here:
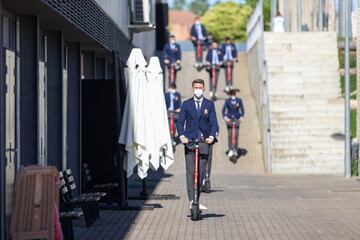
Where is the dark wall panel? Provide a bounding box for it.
[156,3,169,51]
[67,42,81,194]
[106,63,114,79]
[0,2,5,239]
[82,80,117,184]
[19,16,38,165]
[95,57,105,79]
[83,51,94,79]
[46,31,62,169]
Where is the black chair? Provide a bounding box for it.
[59,171,96,227]
[82,163,119,204]
[63,169,104,220]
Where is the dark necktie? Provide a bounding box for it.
[196,100,201,116]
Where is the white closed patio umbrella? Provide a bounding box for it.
[146,57,174,171]
[119,48,150,178]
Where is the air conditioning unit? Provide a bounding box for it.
[129,0,156,32]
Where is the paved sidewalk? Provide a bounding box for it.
[75,173,360,240]
[73,53,360,240]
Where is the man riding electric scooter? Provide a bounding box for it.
[222,89,244,163]
[221,37,238,93]
[177,79,219,220]
[190,17,208,71]
[163,35,182,85]
[165,83,182,151]
[206,41,223,101]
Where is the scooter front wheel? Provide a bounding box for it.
[230,155,238,163]
[191,204,200,221]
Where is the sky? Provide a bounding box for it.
[168,0,246,9]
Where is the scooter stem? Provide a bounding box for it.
[227,62,231,83]
[194,142,199,203]
[197,43,201,60]
[170,113,175,138]
[171,64,174,83]
[232,121,236,147]
[212,65,216,90]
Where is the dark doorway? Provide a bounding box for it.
[81,79,121,198]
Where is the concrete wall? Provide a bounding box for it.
[247,41,271,172]
[95,0,156,58]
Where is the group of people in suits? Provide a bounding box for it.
[163,16,238,101]
[162,15,246,214]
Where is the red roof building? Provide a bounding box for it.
[169,10,197,41]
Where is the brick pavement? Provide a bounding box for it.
[73,53,360,240]
[75,173,360,240]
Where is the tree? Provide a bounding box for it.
[201,2,253,42]
[173,0,186,10]
[189,0,209,16]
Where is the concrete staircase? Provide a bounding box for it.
[265,32,344,174]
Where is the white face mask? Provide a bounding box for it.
[170,89,176,93]
[231,96,236,100]
[195,20,200,25]
[194,89,203,98]
[170,40,175,44]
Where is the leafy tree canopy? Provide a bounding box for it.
[172,0,186,10]
[189,0,209,16]
[201,2,253,42]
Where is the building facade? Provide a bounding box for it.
[277,0,337,32]
[0,0,168,238]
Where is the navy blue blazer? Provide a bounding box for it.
[222,97,245,119]
[221,43,238,60]
[177,97,219,140]
[190,24,208,40]
[163,43,182,63]
[165,91,182,110]
[206,48,224,64]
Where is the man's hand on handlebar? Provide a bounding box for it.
[225,117,230,123]
[206,137,214,144]
[164,59,170,65]
[180,136,189,144]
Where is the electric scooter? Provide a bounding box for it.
[165,62,181,86]
[170,63,175,84]
[194,40,204,71]
[225,60,233,93]
[210,64,218,101]
[169,111,176,152]
[186,140,201,221]
[229,121,239,163]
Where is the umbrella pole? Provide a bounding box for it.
[129,175,180,200]
[140,178,148,197]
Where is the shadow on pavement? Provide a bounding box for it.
[206,189,224,193]
[74,168,179,239]
[201,213,226,219]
